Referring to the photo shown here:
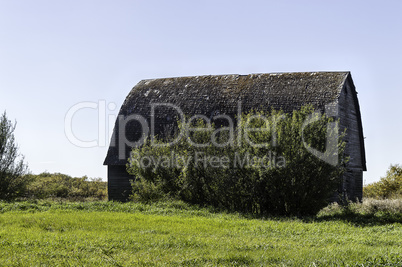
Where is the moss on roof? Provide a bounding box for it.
[104,72,351,165]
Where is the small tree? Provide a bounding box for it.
[364,164,402,199]
[0,111,29,200]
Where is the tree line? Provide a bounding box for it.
[0,111,106,201]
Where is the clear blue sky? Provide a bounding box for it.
[1,0,401,184]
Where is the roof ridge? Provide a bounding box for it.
[138,71,351,82]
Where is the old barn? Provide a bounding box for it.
[104,72,366,202]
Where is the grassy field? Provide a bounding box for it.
[0,201,401,266]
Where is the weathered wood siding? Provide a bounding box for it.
[107,165,133,201]
[338,79,364,200]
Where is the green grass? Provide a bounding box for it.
[0,200,402,266]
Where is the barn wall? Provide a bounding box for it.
[107,165,133,201]
[338,81,363,201]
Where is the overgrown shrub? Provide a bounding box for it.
[127,106,347,216]
[364,164,402,199]
[318,198,402,217]
[129,177,166,203]
[25,172,107,200]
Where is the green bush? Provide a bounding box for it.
[127,106,347,216]
[364,164,402,199]
[25,172,107,200]
[129,177,167,203]
[0,111,29,200]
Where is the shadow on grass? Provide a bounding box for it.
[115,199,402,227]
[207,203,402,227]
[2,199,402,227]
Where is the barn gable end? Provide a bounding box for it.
[337,75,366,200]
[104,72,366,202]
